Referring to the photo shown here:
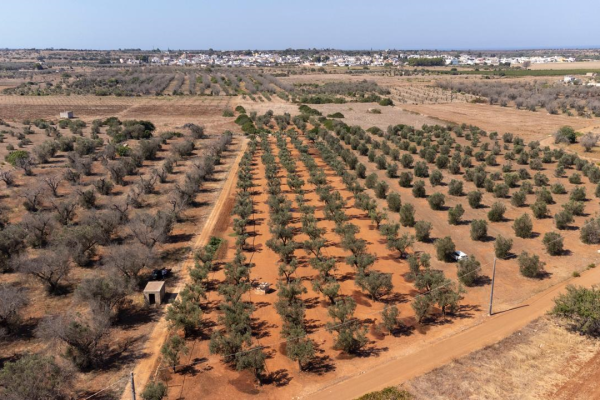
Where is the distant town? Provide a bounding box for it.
[117,52,580,68]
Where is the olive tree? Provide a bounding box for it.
[518,251,545,278]
[457,256,480,286]
[543,231,564,255]
[513,213,533,238]
[494,235,513,259]
[435,236,456,262]
[470,220,488,241]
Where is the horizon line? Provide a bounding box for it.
[2,46,600,53]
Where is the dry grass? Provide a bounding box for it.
[529,61,600,70]
[405,317,600,400]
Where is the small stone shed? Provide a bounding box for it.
[60,111,74,119]
[143,281,166,305]
[253,282,270,295]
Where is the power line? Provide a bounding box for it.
[82,375,129,400]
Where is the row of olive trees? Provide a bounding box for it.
[437,79,600,117]
[314,127,464,323]
[270,135,317,370]
[332,116,600,274]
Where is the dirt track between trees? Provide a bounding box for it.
[303,263,600,400]
[119,137,248,400]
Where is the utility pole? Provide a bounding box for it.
[130,372,136,400]
[489,257,497,316]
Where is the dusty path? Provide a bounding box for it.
[303,263,600,400]
[119,136,248,400]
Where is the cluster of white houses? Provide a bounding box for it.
[116,51,579,68]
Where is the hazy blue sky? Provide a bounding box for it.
[2,0,599,50]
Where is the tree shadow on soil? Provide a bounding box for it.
[179,357,209,377]
[352,290,372,307]
[251,318,276,339]
[472,275,492,287]
[304,345,336,375]
[117,304,160,331]
[99,333,151,372]
[230,370,260,395]
[304,296,321,310]
[381,291,409,305]
[263,369,292,387]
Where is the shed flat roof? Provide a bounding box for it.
[144,281,165,292]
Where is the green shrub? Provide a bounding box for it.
[357,386,413,400]
[493,183,510,198]
[141,381,168,400]
[234,114,252,126]
[536,188,554,204]
[552,285,600,336]
[414,220,432,242]
[5,150,29,166]
[569,173,582,184]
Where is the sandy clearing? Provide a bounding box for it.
[529,61,600,71]
[400,102,597,140]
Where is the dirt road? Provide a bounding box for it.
[303,264,600,400]
[119,137,248,400]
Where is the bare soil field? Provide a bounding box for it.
[0,95,234,131]
[400,102,596,140]
[235,98,446,131]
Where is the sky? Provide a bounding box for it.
[1,0,599,51]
